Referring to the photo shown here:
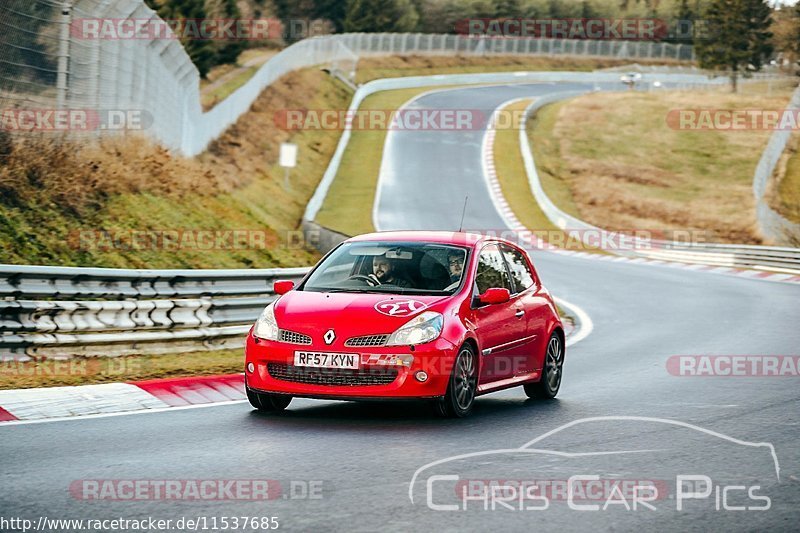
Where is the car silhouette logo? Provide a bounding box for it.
[323,329,336,345]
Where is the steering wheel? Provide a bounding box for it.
[347,274,380,287]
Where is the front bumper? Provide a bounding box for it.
[244,334,458,399]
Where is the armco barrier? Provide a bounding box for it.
[0,265,309,360]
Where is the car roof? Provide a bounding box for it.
[346,231,505,248]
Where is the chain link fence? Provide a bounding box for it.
[0,0,359,155]
[0,0,65,107]
[2,0,697,157]
[336,32,694,61]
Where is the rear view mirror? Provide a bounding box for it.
[478,287,510,305]
[386,249,413,260]
[273,280,295,295]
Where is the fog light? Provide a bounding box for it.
[246,362,255,373]
[414,370,428,382]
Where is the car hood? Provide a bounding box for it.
[272,290,452,344]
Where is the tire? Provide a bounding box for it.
[524,332,564,399]
[435,344,478,418]
[247,389,292,412]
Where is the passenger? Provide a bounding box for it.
[444,251,465,291]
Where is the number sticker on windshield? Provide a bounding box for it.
[374,299,427,317]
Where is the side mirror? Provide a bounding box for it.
[478,287,511,305]
[273,280,295,295]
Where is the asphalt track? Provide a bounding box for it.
[2,82,800,532]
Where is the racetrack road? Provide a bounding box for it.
[2,82,799,532]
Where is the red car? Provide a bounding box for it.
[244,231,565,417]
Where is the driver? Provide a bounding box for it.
[370,255,411,287]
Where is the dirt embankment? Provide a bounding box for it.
[0,69,351,268]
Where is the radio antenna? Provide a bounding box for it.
[458,196,469,232]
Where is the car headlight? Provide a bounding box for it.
[385,311,443,346]
[253,303,279,341]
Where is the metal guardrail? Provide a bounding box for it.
[0,265,310,360]
[625,243,800,273]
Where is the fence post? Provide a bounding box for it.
[56,0,74,109]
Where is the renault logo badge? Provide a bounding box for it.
[323,329,336,345]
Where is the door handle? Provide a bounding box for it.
[515,309,525,318]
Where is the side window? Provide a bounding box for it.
[502,246,535,293]
[475,244,513,294]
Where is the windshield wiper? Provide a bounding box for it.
[306,286,449,296]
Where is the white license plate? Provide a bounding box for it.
[293,351,359,369]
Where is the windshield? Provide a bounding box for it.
[302,241,469,295]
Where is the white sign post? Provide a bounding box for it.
[279,142,298,190]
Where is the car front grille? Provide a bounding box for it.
[278,329,312,345]
[267,363,398,386]
[344,334,390,347]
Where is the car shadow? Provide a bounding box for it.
[244,394,570,432]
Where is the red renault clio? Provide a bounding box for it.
[244,231,565,417]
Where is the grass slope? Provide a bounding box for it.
[0,69,353,268]
[771,133,800,228]
[528,88,794,244]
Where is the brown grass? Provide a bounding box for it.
[0,135,216,215]
[0,70,332,210]
[769,133,800,226]
[0,69,352,267]
[530,89,794,244]
[0,349,242,389]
